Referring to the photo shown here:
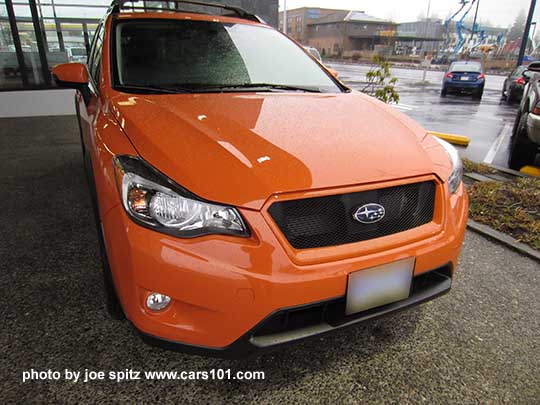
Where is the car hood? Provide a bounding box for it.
[111,92,445,210]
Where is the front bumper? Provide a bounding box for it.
[138,264,452,358]
[444,80,484,91]
[101,177,468,356]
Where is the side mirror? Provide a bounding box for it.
[327,68,339,79]
[523,70,531,79]
[52,63,91,103]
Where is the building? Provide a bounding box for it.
[396,18,445,54]
[306,10,397,58]
[278,7,343,44]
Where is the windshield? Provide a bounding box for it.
[450,62,482,72]
[114,20,342,93]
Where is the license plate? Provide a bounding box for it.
[346,257,415,315]
[460,76,469,81]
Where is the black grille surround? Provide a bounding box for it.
[268,181,437,249]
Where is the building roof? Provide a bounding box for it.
[306,10,349,24]
[344,11,387,23]
[307,10,392,25]
[278,7,357,15]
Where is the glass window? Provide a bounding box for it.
[0,0,108,89]
[450,62,482,72]
[0,3,24,89]
[115,20,341,93]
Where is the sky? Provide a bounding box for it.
[278,0,540,28]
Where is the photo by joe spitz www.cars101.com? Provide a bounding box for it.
[51,0,468,358]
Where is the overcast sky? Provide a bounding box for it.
[279,0,540,28]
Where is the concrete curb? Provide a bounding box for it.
[428,131,470,146]
[463,172,495,182]
[467,219,540,263]
[490,164,531,178]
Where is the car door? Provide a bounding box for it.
[77,22,104,157]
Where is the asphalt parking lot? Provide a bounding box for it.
[2,115,540,403]
[328,62,519,168]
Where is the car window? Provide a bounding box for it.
[311,48,322,62]
[450,62,482,72]
[114,20,341,93]
[513,66,526,77]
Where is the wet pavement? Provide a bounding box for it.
[328,62,519,167]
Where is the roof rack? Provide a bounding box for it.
[109,0,264,23]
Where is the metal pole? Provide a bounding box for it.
[28,0,51,85]
[82,22,90,54]
[4,0,29,86]
[283,0,287,34]
[530,22,537,53]
[517,0,537,67]
[35,0,48,50]
[51,0,65,52]
[470,0,480,42]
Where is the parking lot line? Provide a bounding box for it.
[393,103,415,111]
[483,123,512,164]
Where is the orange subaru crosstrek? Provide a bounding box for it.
[52,0,468,358]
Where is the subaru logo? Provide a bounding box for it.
[353,203,385,224]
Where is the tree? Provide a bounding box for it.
[361,56,400,104]
[508,9,526,42]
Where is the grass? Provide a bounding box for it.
[468,178,540,250]
[462,158,497,175]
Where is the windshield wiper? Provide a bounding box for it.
[115,84,193,94]
[192,83,323,93]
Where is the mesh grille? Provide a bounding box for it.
[268,181,436,249]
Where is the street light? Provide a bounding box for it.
[517,0,537,67]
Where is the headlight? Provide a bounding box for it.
[433,137,463,194]
[113,156,249,238]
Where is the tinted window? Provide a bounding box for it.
[115,20,341,93]
[450,62,482,72]
[512,66,527,77]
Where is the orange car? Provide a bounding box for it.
[52,0,468,358]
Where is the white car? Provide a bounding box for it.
[304,46,322,62]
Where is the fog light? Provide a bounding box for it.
[146,292,171,311]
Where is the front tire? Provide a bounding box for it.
[506,88,516,104]
[83,151,126,320]
[508,115,538,170]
